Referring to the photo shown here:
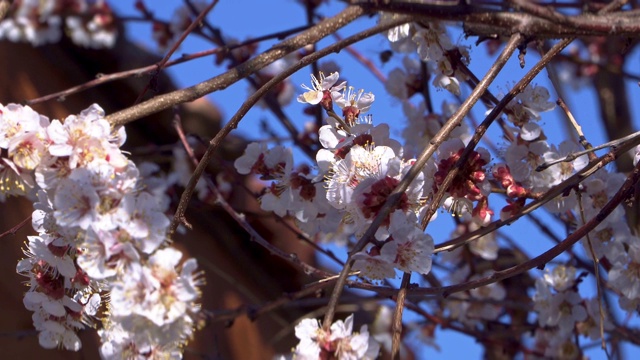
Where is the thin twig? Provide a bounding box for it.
[134,0,219,104]
[27,25,310,105]
[537,130,640,171]
[201,6,316,160]
[106,6,366,127]
[205,276,337,324]
[538,40,580,145]
[274,216,345,266]
[391,273,411,359]
[455,58,515,143]
[0,215,31,239]
[576,190,608,353]
[556,97,595,157]
[172,109,334,280]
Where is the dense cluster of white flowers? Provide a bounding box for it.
[0,0,117,48]
[530,265,613,358]
[232,57,640,354]
[237,71,435,284]
[0,103,202,358]
[381,16,470,98]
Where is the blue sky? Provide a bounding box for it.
[111,2,640,359]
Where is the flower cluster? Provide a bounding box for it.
[292,314,380,359]
[272,39,638,354]
[0,0,117,48]
[502,84,556,126]
[531,265,613,358]
[493,115,587,216]
[236,71,435,280]
[382,17,470,96]
[432,138,493,224]
[1,103,202,358]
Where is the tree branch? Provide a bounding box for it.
[106,5,365,127]
[361,0,639,39]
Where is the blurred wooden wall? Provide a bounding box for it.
[0,28,315,359]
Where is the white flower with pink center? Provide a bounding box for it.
[385,56,422,100]
[47,104,126,169]
[77,227,139,280]
[578,297,614,340]
[352,249,397,279]
[466,271,507,321]
[53,168,100,230]
[518,84,556,117]
[297,71,345,107]
[317,120,403,177]
[332,85,375,126]
[382,14,415,51]
[115,192,169,254]
[109,248,201,327]
[234,142,292,180]
[412,22,450,62]
[580,169,627,228]
[504,138,559,192]
[543,265,577,292]
[501,84,555,126]
[383,226,434,275]
[534,278,587,335]
[326,144,397,210]
[8,125,49,170]
[293,314,380,359]
[24,234,77,278]
[0,103,48,149]
[31,308,82,351]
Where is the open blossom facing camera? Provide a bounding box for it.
[332,85,375,126]
[353,211,434,279]
[297,71,345,109]
[293,314,380,359]
[497,84,556,126]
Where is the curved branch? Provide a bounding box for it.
[27,25,311,105]
[106,5,366,127]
